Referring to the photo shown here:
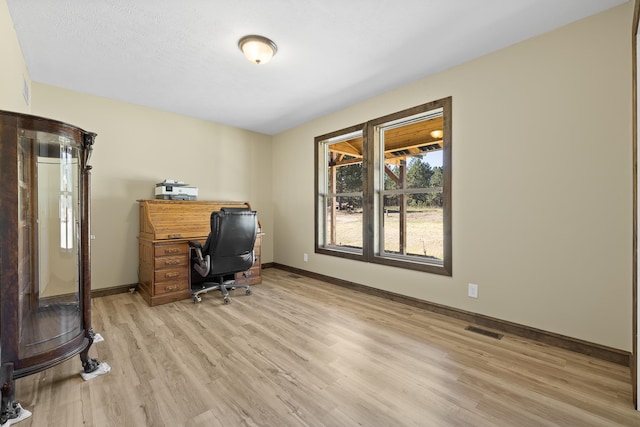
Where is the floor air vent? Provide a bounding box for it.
[465,325,503,340]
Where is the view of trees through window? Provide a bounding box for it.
[381,152,444,259]
[324,136,364,250]
[316,97,451,275]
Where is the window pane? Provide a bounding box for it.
[317,129,364,254]
[382,194,443,261]
[328,196,363,249]
[378,108,446,267]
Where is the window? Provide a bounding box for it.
[315,125,365,259]
[315,97,451,275]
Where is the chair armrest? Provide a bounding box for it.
[188,240,203,249]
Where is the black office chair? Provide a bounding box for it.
[188,208,258,304]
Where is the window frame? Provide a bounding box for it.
[315,123,367,261]
[315,96,452,276]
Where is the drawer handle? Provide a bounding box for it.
[164,248,180,254]
[164,285,177,292]
[165,272,180,278]
[164,259,182,266]
[168,234,184,239]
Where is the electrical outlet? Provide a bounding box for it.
[468,283,478,298]
[303,253,308,262]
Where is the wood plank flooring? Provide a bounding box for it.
[13,268,640,426]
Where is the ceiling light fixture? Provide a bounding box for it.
[430,130,443,139]
[238,35,278,65]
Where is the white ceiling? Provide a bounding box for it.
[7,0,627,135]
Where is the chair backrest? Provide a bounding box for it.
[205,208,257,276]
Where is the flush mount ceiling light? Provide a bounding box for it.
[430,130,443,139]
[238,35,278,65]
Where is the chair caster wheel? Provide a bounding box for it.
[193,295,201,304]
[245,289,252,295]
[223,297,231,304]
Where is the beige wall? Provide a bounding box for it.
[272,3,633,351]
[0,0,30,113]
[31,83,274,290]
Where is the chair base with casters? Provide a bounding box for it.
[190,272,252,304]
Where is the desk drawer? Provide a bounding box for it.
[154,279,189,295]
[154,267,189,283]
[235,264,261,285]
[154,243,188,257]
[235,274,261,286]
[154,254,189,270]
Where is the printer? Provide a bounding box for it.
[155,180,198,200]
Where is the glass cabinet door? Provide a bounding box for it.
[17,130,83,359]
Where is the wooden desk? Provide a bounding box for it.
[138,199,262,306]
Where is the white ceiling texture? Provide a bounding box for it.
[7,0,627,135]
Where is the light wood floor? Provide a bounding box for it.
[14,268,640,426]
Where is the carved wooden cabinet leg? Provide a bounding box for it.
[0,363,20,425]
[80,330,100,373]
[81,354,100,374]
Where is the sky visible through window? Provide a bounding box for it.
[422,150,442,168]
